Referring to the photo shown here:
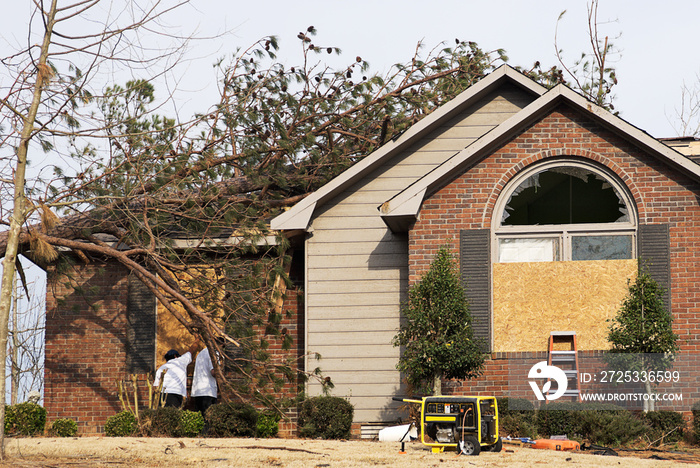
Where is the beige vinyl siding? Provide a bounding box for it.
[305,83,535,422]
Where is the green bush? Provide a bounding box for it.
[105,411,137,437]
[499,413,537,439]
[206,402,258,437]
[4,405,15,435]
[578,410,647,446]
[257,411,280,438]
[299,396,353,440]
[641,411,684,444]
[535,402,625,440]
[11,402,47,436]
[535,401,586,438]
[139,407,181,437]
[178,410,205,437]
[50,418,78,437]
[497,397,535,415]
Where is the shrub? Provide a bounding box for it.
[257,411,280,438]
[535,401,586,438]
[206,402,258,437]
[578,410,647,446]
[499,413,537,439]
[50,418,78,437]
[139,407,181,437]
[497,397,535,414]
[178,410,205,437]
[641,411,684,444]
[11,402,47,436]
[105,411,136,437]
[497,397,537,438]
[535,402,625,440]
[299,396,353,439]
[4,405,15,435]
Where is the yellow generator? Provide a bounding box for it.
[393,395,501,455]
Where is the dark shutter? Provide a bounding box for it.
[460,229,491,351]
[126,272,157,373]
[638,224,671,312]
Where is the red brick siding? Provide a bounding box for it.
[444,351,700,412]
[257,288,305,438]
[409,106,700,397]
[410,106,700,351]
[45,261,130,435]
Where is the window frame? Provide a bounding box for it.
[492,159,637,263]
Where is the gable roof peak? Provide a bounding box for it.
[271,64,547,231]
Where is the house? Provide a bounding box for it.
[43,241,305,436]
[271,64,700,433]
[43,64,700,436]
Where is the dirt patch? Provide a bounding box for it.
[2,437,700,467]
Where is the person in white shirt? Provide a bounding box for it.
[192,347,218,416]
[153,342,198,408]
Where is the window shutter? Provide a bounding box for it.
[460,229,491,352]
[637,224,671,312]
[126,272,157,373]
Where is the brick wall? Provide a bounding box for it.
[444,351,700,413]
[260,288,305,438]
[409,106,700,398]
[45,260,130,435]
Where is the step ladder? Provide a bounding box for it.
[546,331,580,401]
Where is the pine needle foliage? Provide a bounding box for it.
[607,271,679,368]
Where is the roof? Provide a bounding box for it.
[270,64,547,231]
[379,84,700,231]
[660,137,700,163]
[272,65,700,233]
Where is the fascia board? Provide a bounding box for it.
[555,86,700,180]
[270,201,317,230]
[380,188,426,216]
[270,65,546,231]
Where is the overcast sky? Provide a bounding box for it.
[3,0,700,139]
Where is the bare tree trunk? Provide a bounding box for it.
[433,374,442,396]
[10,273,18,406]
[0,0,57,459]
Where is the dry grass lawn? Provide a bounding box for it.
[2,437,700,467]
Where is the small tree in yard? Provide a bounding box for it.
[392,246,485,395]
[607,270,679,412]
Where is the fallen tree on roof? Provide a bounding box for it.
[2,18,563,410]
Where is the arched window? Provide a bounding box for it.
[493,160,636,263]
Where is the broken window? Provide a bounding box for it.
[495,161,636,263]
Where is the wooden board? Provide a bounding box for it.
[492,259,637,352]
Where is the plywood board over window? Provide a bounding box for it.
[493,259,637,352]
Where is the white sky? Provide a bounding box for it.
[2,0,699,139]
